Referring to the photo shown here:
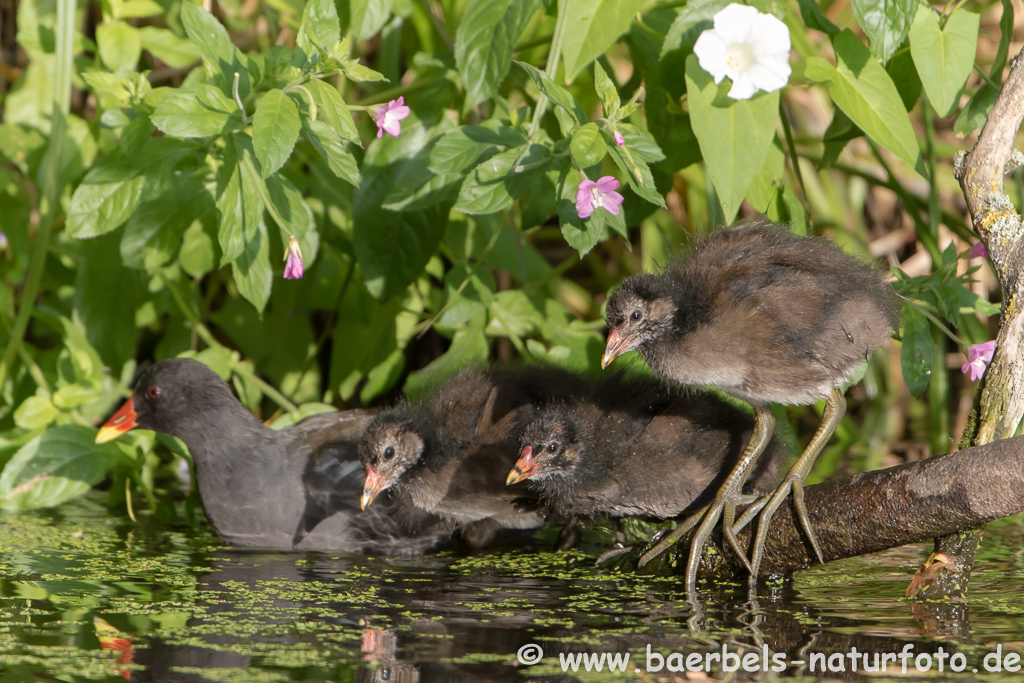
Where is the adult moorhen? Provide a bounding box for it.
[358,366,594,547]
[508,375,784,551]
[602,217,899,589]
[95,358,454,553]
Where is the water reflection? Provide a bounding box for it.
[0,498,1023,681]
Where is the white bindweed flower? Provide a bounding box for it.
[693,4,792,100]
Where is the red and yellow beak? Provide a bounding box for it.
[506,445,537,485]
[361,465,389,510]
[601,327,634,369]
[95,392,138,444]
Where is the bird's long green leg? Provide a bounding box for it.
[748,388,846,582]
[639,406,775,592]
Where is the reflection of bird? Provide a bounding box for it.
[602,218,898,588]
[510,377,783,549]
[358,367,593,547]
[95,358,452,553]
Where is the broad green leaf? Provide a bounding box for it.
[120,116,154,157]
[428,125,526,175]
[233,219,272,312]
[850,0,916,63]
[80,71,132,108]
[516,61,588,126]
[120,178,212,270]
[900,304,933,397]
[955,0,1010,134]
[96,21,141,71]
[437,264,495,327]
[454,144,550,215]
[297,0,341,56]
[909,7,979,117]
[0,425,123,512]
[685,54,778,221]
[616,123,666,164]
[351,0,394,40]
[455,0,543,106]
[745,136,785,212]
[570,122,608,167]
[403,315,489,400]
[150,84,241,138]
[805,31,924,177]
[180,221,216,278]
[138,26,201,68]
[308,79,359,141]
[607,140,666,209]
[303,118,360,185]
[560,0,644,81]
[14,396,58,430]
[119,0,163,17]
[252,89,301,177]
[65,157,146,238]
[180,2,250,97]
[216,134,263,264]
[593,62,620,115]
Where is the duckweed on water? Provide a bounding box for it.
[4,494,1024,680]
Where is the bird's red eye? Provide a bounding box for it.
[146,386,161,400]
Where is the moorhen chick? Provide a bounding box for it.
[95,358,454,553]
[358,366,593,547]
[507,376,784,550]
[602,217,899,589]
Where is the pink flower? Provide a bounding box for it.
[968,241,988,259]
[0,231,7,251]
[372,97,410,138]
[613,130,625,146]
[961,340,996,382]
[283,235,304,279]
[576,176,624,219]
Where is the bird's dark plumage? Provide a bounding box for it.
[604,219,899,405]
[357,366,595,546]
[514,377,783,521]
[99,358,453,554]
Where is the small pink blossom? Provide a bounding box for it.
[961,340,996,382]
[373,97,410,138]
[576,176,624,219]
[283,235,304,279]
[613,130,625,146]
[968,241,988,259]
[0,231,7,251]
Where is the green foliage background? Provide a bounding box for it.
[0,0,1006,517]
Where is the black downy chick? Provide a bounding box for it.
[602,217,899,589]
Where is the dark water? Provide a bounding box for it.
[2,494,1024,682]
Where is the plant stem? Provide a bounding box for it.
[779,98,812,229]
[527,0,569,139]
[0,0,74,393]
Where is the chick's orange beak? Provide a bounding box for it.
[95,392,138,444]
[361,465,389,510]
[506,445,537,485]
[601,327,633,369]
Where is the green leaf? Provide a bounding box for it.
[14,396,58,430]
[850,0,916,63]
[955,0,1010,134]
[252,89,301,177]
[560,0,644,81]
[297,0,341,56]
[351,0,394,40]
[308,79,359,141]
[556,162,612,256]
[403,315,489,400]
[65,157,146,238]
[685,54,778,221]
[138,26,201,68]
[120,116,154,158]
[900,304,933,398]
[745,136,785,212]
[302,118,360,185]
[216,134,263,264]
[455,0,543,106]
[570,122,608,167]
[81,71,133,108]
[0,425,123,512]
[266,173,318,263]
[454,144,550,215]
[805,31,924,177]
[180,2,250,97]
[233,219,272,312]
[615,123,666,163]
[659,0,730,101]
[909,7,979,117]
[150,84,241,138]
[516,61,588,127]
[593,61,620,115]
[119,0,163,17]
[180,220,216,278]
[428,125,526,175]
[120,177,212,270]
[96,21,141,71]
